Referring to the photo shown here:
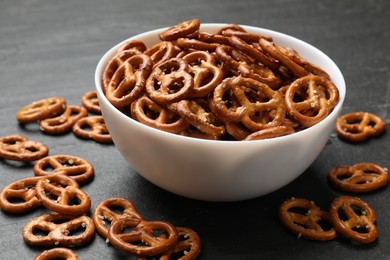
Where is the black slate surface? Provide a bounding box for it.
[0,0,389,259]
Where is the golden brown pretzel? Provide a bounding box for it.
[108,217,178,257]
[93,197,144,238]
[102,49,143,93]
[105,54,153,108]
[239,60,282,90]
[159,227,201,260]
[81,90,101,114]
[215,44,251,75]
[330,196,378,244]
[145,58,194,105]
[33,154,95,185]
[0,134,49,161]
[277,45,330,79]
[159,19,200,41]
[171,99,226,137]
[335,112,385,142]
[176,37,219,52]
[259,38,309,78]
[243,125,295,141]
[211,76,246,121]
[197,31,231,46]
[181,50,215,64]
[328,162,388,193]
[179,125,221,140]
[131,95,190,134]
[137,227,201,260]
[22,212,95,247]
[35,174,91,215]
[215,45,281,89]
[285,75,339,127]
[224,121,251,140]
[182,51,223,98]
[216,24,247,35]
[144,41,180,68]
[239,86,285,131]
[228,35,278,70]
[0,176,42,214]
[39,105,88,135]
[117,39,147,53]
[212,76,285,130]
[16,97,67,123]
[34,248,79,260]
[221,28,274,42]
[72,115,113,143]
[279,198,337,241]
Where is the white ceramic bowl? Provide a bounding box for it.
[95,24,346,201]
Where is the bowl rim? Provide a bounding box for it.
[95,23,346,145]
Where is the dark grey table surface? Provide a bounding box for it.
[1,0,389,259]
